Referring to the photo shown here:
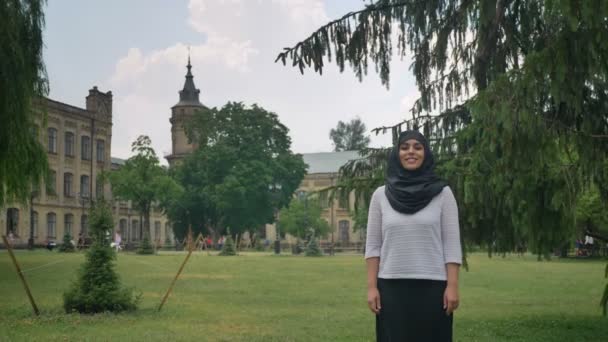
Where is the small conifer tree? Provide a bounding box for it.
[63,200,139,313]
[219,229,237,256]
[136,231,155,255]
[58,233,75,253]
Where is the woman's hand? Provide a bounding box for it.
[367,287,381,314]
[443,285,459,315]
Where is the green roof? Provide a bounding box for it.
[111,151,361,174]
[301,151,361,174]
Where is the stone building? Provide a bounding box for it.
[264,151,364,246]
[165,60,363,246]
[1,87,170,247]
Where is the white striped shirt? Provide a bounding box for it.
[365,186,462,281]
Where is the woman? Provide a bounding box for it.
[365,130,462,341]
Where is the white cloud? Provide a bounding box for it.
[105,0,416,162]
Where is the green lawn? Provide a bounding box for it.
[0,250,606,341]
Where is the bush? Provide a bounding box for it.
[58,233,75,253]
[63,200,140,313]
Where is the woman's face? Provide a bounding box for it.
[399,139,425,171]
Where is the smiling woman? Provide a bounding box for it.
[366,130,462,341]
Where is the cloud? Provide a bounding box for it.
[105,0,416,163]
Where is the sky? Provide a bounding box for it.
[43,0,419,164]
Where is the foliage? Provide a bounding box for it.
[278,196,330,240]
[108,135,182,240]
[219,229,237,256]
[58,233,75,253]
[136,232,155,255]
[278,0,608,313]
[576,184,608,235]
[170,102,307,239]
[350,203,369,234]
[63,201,139,313]
[329,117,370,151]
[0,0,49,206]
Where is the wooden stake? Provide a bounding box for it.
[2,235,40,316]
[157,226,194,312]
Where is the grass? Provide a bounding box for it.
[0,250,606,341]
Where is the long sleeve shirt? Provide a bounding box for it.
[365,186,462,281]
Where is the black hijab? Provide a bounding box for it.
[385,130,447,214]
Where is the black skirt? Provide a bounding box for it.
[376,278,453,342]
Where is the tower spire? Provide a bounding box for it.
[173,47,203,108]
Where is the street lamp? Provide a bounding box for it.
[269,183,282,255]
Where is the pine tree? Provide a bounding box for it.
[63,200,139,313]
[305,237,322,257]
[136,231,155,255]
[278,0,608,313]
[58,233,75,253]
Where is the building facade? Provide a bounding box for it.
[1,87,171,247]
[265,151,364,245]
[164,60,364,246]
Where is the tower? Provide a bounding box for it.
[166,55,206,166]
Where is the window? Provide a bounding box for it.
[80,175,90,198]
[155,221,161,240]
[47,213,57,239]
[6,208,19,235]
[32,211,38,238]
[64,173,73,197]
[119,219,127,236]
[81,136,91,160]
[165,222,172,241]
[48,128,57,153]
[339,220,350,243]
[96,140,105,162]
[65,132,75,157]
[47,170,57,195]
[131,220,139,241]
[96,179,104,199]
[64,214,73,237]
[81,215,88,236]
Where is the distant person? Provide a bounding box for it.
[365,130,462,341]
[114,232,122,252]
[46,240,56,251]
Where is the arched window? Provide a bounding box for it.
[64,214,74,236]
[32,211,38,238]
[6,208,19,237]
[48,127,57,153]
[81,215,88,236]
[338,220,350,243]
[64,173,73,197]
[154,221,161,240]
[131,220,139,241]
[65,132,75,157]
[119,219,127,236]
[47,213,57,239]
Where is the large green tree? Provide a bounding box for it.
[278,196,330,241]
[277,0,608,313]
[329,117,371,151]
[169,102,307,240]
[108,136,181,239]
[0,0,49,205]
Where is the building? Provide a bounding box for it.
[1,87,171,247]
[165,56,206,167]
[165,59,364,246]
[265,151,364,245]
